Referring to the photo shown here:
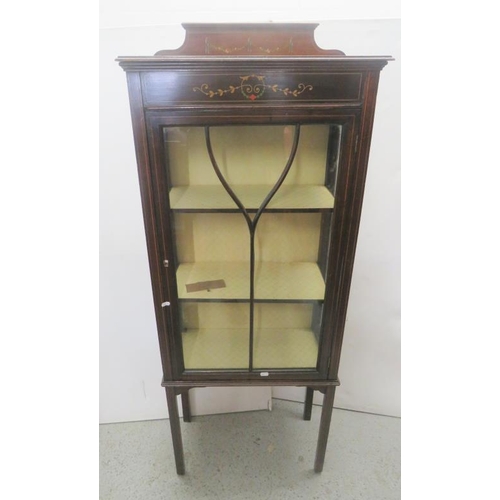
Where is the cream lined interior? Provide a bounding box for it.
[180,303,319,369]
[174,212,322,264]
[182,328,318,369]
[166,125,330,187]
[164,124,336,370]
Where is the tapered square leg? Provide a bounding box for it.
[181,391,192,423]
[314,386,336,473]
[303,387,314,420]
[165,387,185,475]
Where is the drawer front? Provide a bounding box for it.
[141,71,363,107]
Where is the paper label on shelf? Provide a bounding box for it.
[186,279,226,293]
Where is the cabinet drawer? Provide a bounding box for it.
[141,71,363,107]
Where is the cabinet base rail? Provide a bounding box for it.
[161,378,340,388]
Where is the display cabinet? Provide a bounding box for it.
[117,23,391,474]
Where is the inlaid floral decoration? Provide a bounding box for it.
[193,75,313,101]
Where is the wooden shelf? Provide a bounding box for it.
[177,261,325,301]
[169,184,334,212]
[182,328,319,370]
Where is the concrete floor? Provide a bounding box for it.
[100,399,400,500]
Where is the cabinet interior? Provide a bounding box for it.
[164,124,341,371]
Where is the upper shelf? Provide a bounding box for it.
[169,184,334,212]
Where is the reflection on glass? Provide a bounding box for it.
[164,124,342,371]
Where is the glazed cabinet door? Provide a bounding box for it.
[148,114,357,380]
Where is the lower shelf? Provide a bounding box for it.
[182,328,319,370]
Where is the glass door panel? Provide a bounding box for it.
[253,303,320,369]
[171,211,250,370]
[174,213,250,301]
[180,303,250,369]
[163,123,342,372]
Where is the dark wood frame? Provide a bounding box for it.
[117,23,391,475]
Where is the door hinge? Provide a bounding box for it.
[163,259,169,268]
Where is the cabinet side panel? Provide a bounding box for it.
[125,72,174,380]
[316,115,356,378]
[327,71,382,380]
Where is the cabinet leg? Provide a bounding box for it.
[181,391,192,423]
[314,386,336,473]
[165,387,185,475]
[303,387,314,420]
